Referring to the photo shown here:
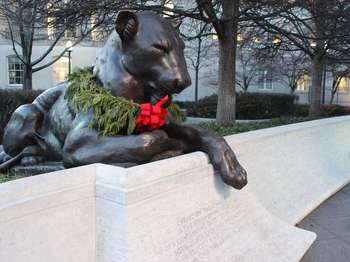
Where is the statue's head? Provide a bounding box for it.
[95,11,191,103]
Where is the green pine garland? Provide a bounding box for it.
[65,68,185,136]
[168,102,186,123]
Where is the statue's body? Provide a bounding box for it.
[0,11,247,189]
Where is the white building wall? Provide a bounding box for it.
[176,62,218,101]
[0,40,102,90]
[1,38,349,106]
[292,75,350,105]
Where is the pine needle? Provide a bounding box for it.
[65,67,185,136]
[65,68,141,135]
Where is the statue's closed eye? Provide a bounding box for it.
[152,40,172,53]
[152,43,169,53]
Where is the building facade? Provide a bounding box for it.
[0,37,103,91]
[0,0,349,105]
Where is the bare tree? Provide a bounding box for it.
[0,0,133,90]
[277,51,309,94]
[182,21,216,101]
[0,0,290,125]
[328,63,350,104]
[236,36,258,92]
[235,30,280,92]
[252,0,350,116]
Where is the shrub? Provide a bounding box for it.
[177,92,296,119]
[199,117,312,136]
[321,104,350,117]
[0,89,43,142]
[176,95,217,118]
[293,104,350,117]
[293,104,309,117]
[236,92,295,119]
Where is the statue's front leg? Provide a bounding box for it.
[163,122,247,189]
[62,114,184,167]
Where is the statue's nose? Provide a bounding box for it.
[174,75,191,93]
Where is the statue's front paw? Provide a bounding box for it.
[216,149,247,189]
[0,151,11,163]
[20,156,45,166]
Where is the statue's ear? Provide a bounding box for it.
[115,10,139,42]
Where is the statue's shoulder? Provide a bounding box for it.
[95,32,122,64]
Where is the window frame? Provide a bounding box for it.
[7,55,24,87]
[52,55,69,84]
[256,68,274,91]
[296,72,310,93]
[337,76,348,94]
[163,0,174,16]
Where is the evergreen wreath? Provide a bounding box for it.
[64,68,185,136]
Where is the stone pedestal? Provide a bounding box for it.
[11,116,350,261]
[0,154,315,262]
[2,116,350,261]
[0,165,96,262]
[95,153,315,262]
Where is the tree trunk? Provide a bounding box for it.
[329,92,335,104]
[23,64,33,90]
[243,77,249,92]
[321,68,326,104]
[195,66,199,101]
[330,79,340,105]
[216,0,238,125]
[309,55,324,116]
[194,37,202,102]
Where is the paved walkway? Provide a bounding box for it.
[298,184,350,262]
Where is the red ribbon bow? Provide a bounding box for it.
[135,95,169,133]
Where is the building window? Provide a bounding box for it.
[8,55,24,85]
[237,32,244,43]
[48,16,54,40]
[164,0,174,16]
[91,15,98,41]
[296,72,310,92]
[257,68,273,90]
[338,76,348,93]
[53,56,69,84]
[48,15,76,40]
[64,29,76,38]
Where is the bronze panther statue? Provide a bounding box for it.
[0,11,247,189]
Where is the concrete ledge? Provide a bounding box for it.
[95,161,315,262]
[2,116,349,261]
[0,158,315,262]
[0,165,96,262]
[185,117,271,124]
[226,115,350,224]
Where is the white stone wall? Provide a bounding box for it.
[226,115,350,224]
[0,165,96,262]
[1,116,350,261]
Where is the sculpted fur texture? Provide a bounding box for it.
[0,11,247,189]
